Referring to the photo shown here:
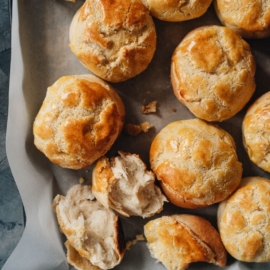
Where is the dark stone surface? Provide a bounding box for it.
[0,0,25,268]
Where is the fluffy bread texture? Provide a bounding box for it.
[140,0,212,22]
[33,74,125,170]
[52,184,126,269]
[242,91,270,173]
[92,151,167,218]
[214,0,270,39]
[171,25,256,122]
[69,0,156,82]
[150,119,242,208]
[144,214,227,270]
[217,176,270,262]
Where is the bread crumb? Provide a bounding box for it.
[124,122,153,136]
[79,177,85,184]
[140,122,153,132]
[142,101,157,114]
[126,234,145,250]
[172,107,177,112]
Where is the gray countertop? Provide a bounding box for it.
[0,0,25,268]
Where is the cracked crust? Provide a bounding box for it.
[144,214,227,270]
[242,91,270,173]
[149,119,242,208]
[69,0,156,82]
[33,74,125,169]
[171,25,256,122]
[141,0,212,22]
[214,0,270,39]
[217,177,270,262]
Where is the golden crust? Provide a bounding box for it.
[242,91,270,172]
[214,0,270,38]
[150,119,242,208]
[33,75,125,170]
[141,0,212,22]
[171,25,256,122]
[217,177,270,262]
[144,214,227,270]
[70,0,156,82]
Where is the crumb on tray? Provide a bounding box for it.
[124,122,153,136]
[141,101,157,114]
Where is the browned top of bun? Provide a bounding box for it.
[69,0,156,82]
[144,214,227,270]
[150,119,242,208]
[33,75,125,169]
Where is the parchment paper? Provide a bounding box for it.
[4,0,270,269]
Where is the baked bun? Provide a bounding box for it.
[33,74,125,170]
[69,0,156,83]
[92,151,167,218]
[150,119,242,208]
[140,0,212,22]
[144,214,227,270]
[242,91,270,173]
[65,241,101,270]
[214,0,270,39]
[171,25,256,122]
[52,184,126,269]
[217,176,270,262]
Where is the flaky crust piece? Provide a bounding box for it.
[150,119,242,208]
[69,0,156,82]
[171,25,256,122]
[33,75,125,170]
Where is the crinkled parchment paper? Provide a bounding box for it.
[5,0,270,269]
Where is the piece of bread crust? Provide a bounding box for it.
[171,25,256,122]
[242,91,270,173]
[65,241,101,270]
[69,0,156,83]
[52,184,126,269]
[214,0,270,39]
[150,119,242,208]
[217,176,270,262]
[144,214,227,270]
[92,151,167,218]
[33,74,125,170]
[141,0,212,22]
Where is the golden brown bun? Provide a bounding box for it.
[214,0,270,39]
[69,0,156,83]
[217,176,270,262]
[33,75,125,170]
[52,184,126,269]
[92,151,167,218]
[140,0,212,22]
[150,119,242,208]
[171,25,256,122]
[144,214,227,270]
[242,91,270,172]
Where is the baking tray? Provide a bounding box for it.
[5,0,270,269]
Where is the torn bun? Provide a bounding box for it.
[92,151,167,218]
[144,214,227,270]
[52,184,126,269]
